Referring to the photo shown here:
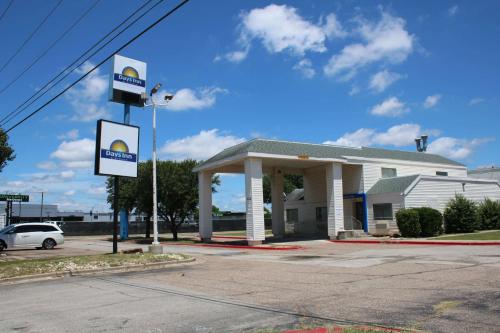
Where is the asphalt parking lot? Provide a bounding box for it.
[1,236,499,332]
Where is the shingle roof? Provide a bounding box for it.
[366,175,420,195]
[468,167,500,174]
[197,139,464,169]
[285,188,304,201]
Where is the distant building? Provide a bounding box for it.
[468,166,500,182]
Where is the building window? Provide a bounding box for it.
[436,171,448,176]
[381,167,397,178]
[373,203,393,220]
[316,207,327,222]
[286,209,298,223]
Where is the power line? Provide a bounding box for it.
[0,0,164,127]
[0,0,15,23]
[0,0,101,96]
[5,0,191,134]
[0,0,63,75]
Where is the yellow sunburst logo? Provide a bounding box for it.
[122,66,139,79]
[110,140,129,153]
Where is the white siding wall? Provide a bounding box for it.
[366,192,404,233]
[405,179,500,212]
[362,160,467,192]
[342,164,363,193]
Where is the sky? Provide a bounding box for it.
[0,0,499,214]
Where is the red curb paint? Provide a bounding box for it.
[330,240,500,246]
[211,235,246,239]
[281,326,403,333]
[161,242,304,251]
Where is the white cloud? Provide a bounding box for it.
[448,5,459,17]
[369,70,403,92]
[37,161,57,170]
[221,4,344,62]
[349,85,360,96]
[293,59,315,78]
[66,62,110,122]
[428,137,493,159]
[57,129,79,140]
[50,138,95,169]
[469,98,484,106]
[370,97,409,117]
[423,94,441,109]
[155,87,226,112]
[64,190,76,196]
[324,123,423,147]
[322,13,347,39]
[86,186,106,195]
[324,12,414,79]
[161,129,245,160]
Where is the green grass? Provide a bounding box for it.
[432,230,500,240]
[0,253,189,279]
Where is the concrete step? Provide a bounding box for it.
[337,230,370,239]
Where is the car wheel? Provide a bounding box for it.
[42,238,56,250]
[0,241,5,252]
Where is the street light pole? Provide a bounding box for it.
[144,83,173,251]
[151,100,159,246]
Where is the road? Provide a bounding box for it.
[1,237,499,332]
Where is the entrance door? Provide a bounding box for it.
[353,202,365,230]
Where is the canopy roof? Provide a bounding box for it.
[195,139,464,172]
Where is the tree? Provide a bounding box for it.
[106,176,138,214]
[136,161,153,237]
[263,174,303,203]
[0,128,15,172]
[156,160,220,240]
[443,194,479,233]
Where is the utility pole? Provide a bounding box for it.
[39,192,44,222]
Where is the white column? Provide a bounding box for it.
[271,168,285,238]
[198,171,213,241]
[245,158,265,245]
[326,162,344,239]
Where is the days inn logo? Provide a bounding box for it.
[113,66,145,87]
[101,139,137,163]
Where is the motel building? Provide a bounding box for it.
[193,139,500,245]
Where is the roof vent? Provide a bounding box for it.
[415,135,428,152]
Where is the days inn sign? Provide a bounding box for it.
[109,54,147,107]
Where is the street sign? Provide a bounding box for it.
[0,194,29,202]
[109,54,147,107]
[94,119,140,178]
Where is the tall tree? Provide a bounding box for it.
[0,128,15,172]
[136,161,153,237]
[156,159,219,240]
[106,176,138,214]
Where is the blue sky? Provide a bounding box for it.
[0,0,499,213]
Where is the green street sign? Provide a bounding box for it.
[0,194,29,202]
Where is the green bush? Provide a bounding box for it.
[443,194,479,234]
[478,198,500,230]
[396,209,421,237]
[416,207,443,237]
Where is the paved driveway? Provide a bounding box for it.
[1,237,499,332]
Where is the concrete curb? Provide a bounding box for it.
[330,239,500,246]
[163,242,304,251]
[0,257,195,285]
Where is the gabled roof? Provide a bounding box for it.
[285,188,304,201]
[366,175,420,195]
[197,139,464,170]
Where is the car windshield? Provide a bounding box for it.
[0,225,15,234]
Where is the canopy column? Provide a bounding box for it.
[271,168,285,238]
[326,162,344,239]
[198,171,213,242]
[245,158,265,245]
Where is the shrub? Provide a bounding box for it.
[443,194,479,234]
[416,207,443,237]
[396,208,421,237]
[477,198,500,230]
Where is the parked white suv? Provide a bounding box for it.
[0,223,64,251]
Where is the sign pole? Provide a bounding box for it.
[112,176,119,254]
